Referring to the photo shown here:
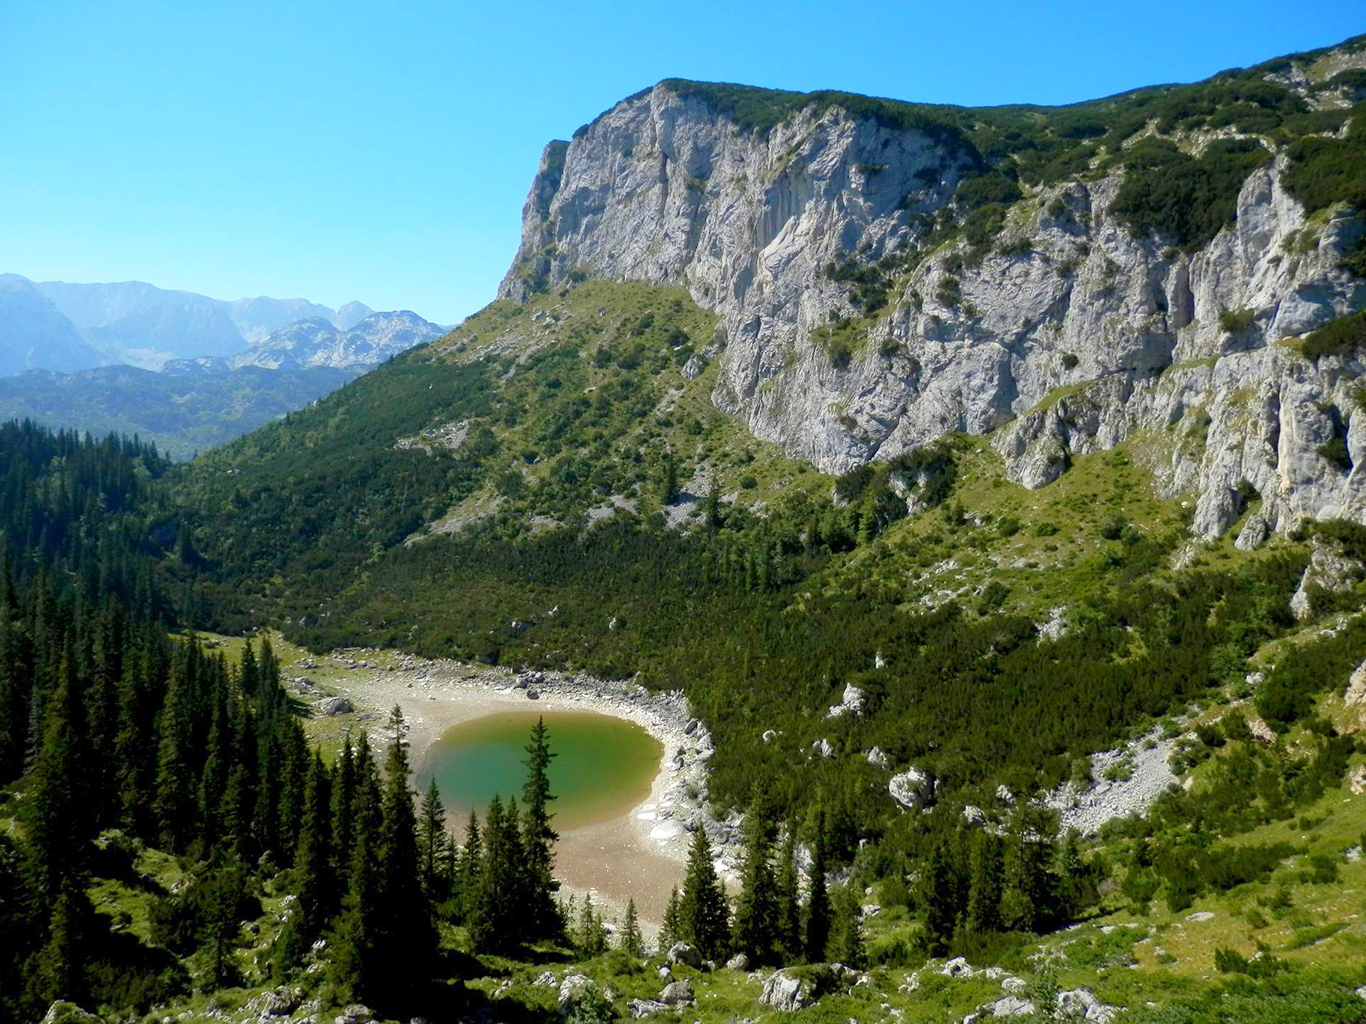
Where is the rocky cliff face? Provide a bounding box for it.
[500,63,1366,542]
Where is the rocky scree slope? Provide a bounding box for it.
[500,38,1366,544]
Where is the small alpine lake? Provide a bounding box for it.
[416,709,663,830]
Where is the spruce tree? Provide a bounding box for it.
[804,816,832,963]
[416,776,447,901]
[620,897,642,956]
[963,832,1004,935]
[832,883,865,968]
[774,830,802,961]
[331,735,357,889]
[679,825,729,960]
[27,878,89,1007]
[376,706,436,986]
[918,841,959,955]
[1000,806,1055,933]
[521,716,561,939]
[294,752,334,936]
[457,810,482,924]
[732,809,779,964]
[660,886,681,950]
[24,665,90,910]
[471,795,524,952]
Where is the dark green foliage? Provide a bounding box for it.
[679,825,730,959]
[1282,111,1366,214]
[805,815,832,962]
[831,882,865,967]
[521,715,562,938]
[732,808,779,964]
[1301,309,1366,360]
[1219,307,1256,333]
[619,897,642,956]
[1110,138,1271,249]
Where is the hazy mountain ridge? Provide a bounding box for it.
[0,273,382,370]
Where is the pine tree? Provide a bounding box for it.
[918,841,960,955]
[331,735,357,889]
[731,809,779,964]
[471,795,524,952]
[832,883,865,968]
[679,825,729,960]
[1000,807,1056,933]
[24,662,90,910]
[521,716,561,939]
[416,777,447,901]
[27,878,89,1006]
[457,810,482,924]
[294,752,333,936]
[375,706,436,986]
[660,886,681,950]
[804,816,832,963]
[774,830,801,961]
[1054,830,1090,922]
[620,897,642,956]
[963,832,1004,935]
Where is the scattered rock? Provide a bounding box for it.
[860,903,881,919]
[684,717,700,735]
[1247,716,1277,743]
[1355,984,1366,1001]
[940,957,976,978]
[996,784,1014,804]
[1056,987,1120,1022]
[320,697,353,716]
[759,970,807,1012]
[962,804,987,827]
[244,989,299,1019]
[526,689,540,700]
[1185,911,1215,923]
[963,994,1036,1021]
[1290,542,1362,620]
[1349,765,1366,796]
[825,683,866,719]
[1346,660,1366,707]
[890,767,934,809]
[41,1003,103,1024]
[557,974,595,1014]
[334,1006,373,1024]
[813,737,835,758]
[726,953,750,971]
[667,941,701,968]
[762,729,778,743]
[658,980,694,1006]
[866,746,892,769]
[533,970,557,987]
[628,999,671,1018]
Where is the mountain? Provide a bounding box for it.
[7,277,389,369]
[230,309,444,370]
[0,362,354,458]
[333,299,376,330]
[0,274,104,374]
[500,58,1366,549]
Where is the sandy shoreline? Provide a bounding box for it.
[286,647,743,929]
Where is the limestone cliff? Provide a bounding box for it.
[500,44,1366,541]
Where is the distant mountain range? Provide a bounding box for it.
[0,273,450,456]
[0,273,398,370]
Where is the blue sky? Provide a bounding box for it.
[2,1,1362,324]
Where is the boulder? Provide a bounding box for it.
[320,697,353,716]
[40,1004,102,1024]
[964,994,1036,1020]
[761,729,778,743]
[726,952,750,971]
[813,737,835,758]
[996,784,1015,804]
[759,969,807,1012]
[334,1007,373,1024]
[825,683,866,719]
[557,974,595,1014]
[1346,660,1366,707]
[1290,542,1362,620]
[628,1000,671,1018]
[1349,765,1366,796]
[684,717,700,735]
[658,980,694,1006]
[940,956,976,978]
[245,989,299,1019]
[890,768,934,809]
[962,804,987,827]
[533,970,557,987]
[1056,987,1119,1022]
[666,941,701,968]
[866,746,892,769]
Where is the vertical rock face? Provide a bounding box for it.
[499,77,1366,540]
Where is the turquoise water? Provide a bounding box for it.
[415,709,663,830]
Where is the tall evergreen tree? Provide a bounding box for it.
[416,776,447,901]
[678,825,729,960]
[731,808,779,964]
[832,883,865,968]
[963,832,1004,935]
[620,897,642,957]
[660,886,681,950]
[521,716,561,939]
[774,830,802,961]
[804,814,832,964]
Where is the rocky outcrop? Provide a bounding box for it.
[500,76,1366,542]
[889,767,934,809]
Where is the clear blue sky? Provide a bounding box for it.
[2,1,1361,324]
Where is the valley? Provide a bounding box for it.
[4,23,1366,1024]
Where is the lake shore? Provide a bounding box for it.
[281,646,742,930]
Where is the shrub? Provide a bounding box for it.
[1099,512,1128,541]
[1301,309,1366,360]
[1219,307,1256,333]
[1061,352,1079,369]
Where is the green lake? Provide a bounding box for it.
[416,709,663,830]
